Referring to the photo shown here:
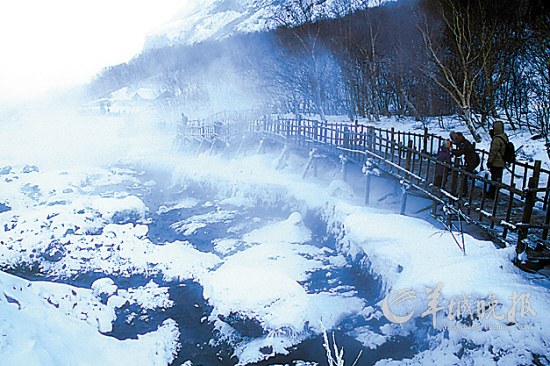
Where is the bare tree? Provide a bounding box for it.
[524,14,550,156]
[274,0,331,120]
[417,0,497,142]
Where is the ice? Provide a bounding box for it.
[156,197,200,214]
[212,238,241,255]
[348,326,388,349]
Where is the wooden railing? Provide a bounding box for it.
[177,113,550,259]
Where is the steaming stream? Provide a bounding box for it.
[3,109,546,365]
[1,160,423,365]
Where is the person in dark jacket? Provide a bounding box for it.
[487,120,508,198]
[434,139,452,188]
[449,131,480,196]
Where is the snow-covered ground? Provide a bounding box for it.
[0,105,549,365]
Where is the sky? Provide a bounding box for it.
[0,1,194,105]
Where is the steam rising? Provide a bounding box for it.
[0,99,174,169]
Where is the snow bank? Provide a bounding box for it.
[0,270,179,366]
[340,208,550,364]
[0,165,221,283]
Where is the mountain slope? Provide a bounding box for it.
[144,0,381,49]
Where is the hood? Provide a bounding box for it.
[493,120,505,135]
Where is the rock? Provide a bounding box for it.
[91,278,118,299]
[42,240,66,262]
[22,165,39,173]
[0,166,12,175]
[0,202,11,213]
[259,345,273,355]
[218,312,264,338]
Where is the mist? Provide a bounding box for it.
[0,97,174,170]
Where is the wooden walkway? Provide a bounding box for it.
[176,112,550,271]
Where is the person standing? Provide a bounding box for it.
[434,139,453,188]
[449,131,480,196]
[177,112,188,136]
[486,120,508,198]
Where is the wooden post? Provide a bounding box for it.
[363,160,373,206]
[543,199,550,240]
[450,159,460,197]
[313,120,319,142]
[517,161,541,257]
[405,140,413,181]
[313,155,318,177]
[365,173,371,205]
[296,115,303,146]
[341,156,348,182]
[390,128,395,163]
[287,118,291,137]
[517,177,537,258]
[397,133,404,166]
[422,127,428,154]
[400,182,409,215]
[543,176,550,211]
[367,126,374,152]
[502,183,516,239]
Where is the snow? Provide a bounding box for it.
[170,208,237,236]
[0,106,549,365]
[162,144,550,364]
[0,270,179,366]
[145,0,389,49]
[348,326,388,349]
[202,212,364,364]
[157,197,199,214]
[242,212,311,245]
[91,195,147,222]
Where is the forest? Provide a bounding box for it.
[88,0,549,144]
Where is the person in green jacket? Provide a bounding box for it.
[487,120,508,198]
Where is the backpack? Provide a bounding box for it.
[497,136,515,164]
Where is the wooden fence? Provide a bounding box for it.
[178,113,550,263]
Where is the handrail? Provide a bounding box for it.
[174,113,550,255]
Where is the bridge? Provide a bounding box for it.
[173,111,550,273]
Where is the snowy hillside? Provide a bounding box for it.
[145,0,384,48]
